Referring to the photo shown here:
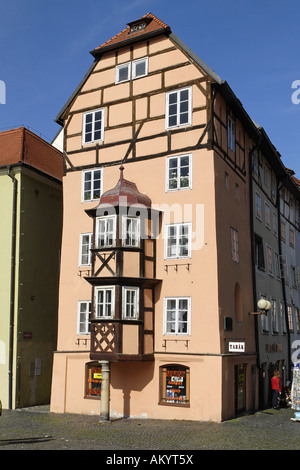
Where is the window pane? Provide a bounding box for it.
[135,61,146,77]
[118,65,129,82]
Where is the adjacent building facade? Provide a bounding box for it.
[0,127,63,409]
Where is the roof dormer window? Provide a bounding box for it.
[130,22,146,33]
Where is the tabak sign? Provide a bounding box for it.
[164,367,187,404]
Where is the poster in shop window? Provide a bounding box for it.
[164,367,187,404]
[87,365,102,397]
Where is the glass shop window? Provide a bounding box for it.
[86,363,102,398]
[159,365,190,406]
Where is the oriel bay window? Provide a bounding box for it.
[160,365,190,406]
[122,286,139,320]
[122,216,140,247]
[96,216,116,248]
[94,286,115,319]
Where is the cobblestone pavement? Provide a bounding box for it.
[0,405,300,452]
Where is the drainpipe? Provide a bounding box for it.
[7,166,18,410]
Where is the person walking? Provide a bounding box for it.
[271,370,281,409]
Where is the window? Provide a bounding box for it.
[287,305,294,331]
[116,57,148,83]
[266,245,273,275]
[122,216,140,247]
[165,223,191,259]
[224,172,229,190]
[86,363,102,398]
[255,235,265,270]
[122,287,139,320]
[227,115,235,152]
[166,87,191,129]
[159,365,190,406]
[231,228,239,263]
[255,193,261,219]
[280,302,286,334]
[272,299,278,333]
[273,212,278,236]
[166,154,192,191]
[265,203,270,228]
[289,229,294,247]
[96,216,116,248]
[164,297,191,335]
[83,109,104,144]
[132,57,148,79]
[79,233,92,266]
[116,62,131,83]
[94,286,115,319]
[253,151,259,175]
[274,252,280,279]
[82,169,102,202]
[281,221,286,242]
[78,301,91,334]
[295,307,300,332]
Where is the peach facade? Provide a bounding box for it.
[50,14,258,421]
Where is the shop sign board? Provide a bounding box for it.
[229,341,245,353]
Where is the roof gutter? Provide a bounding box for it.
[7,166,18,410]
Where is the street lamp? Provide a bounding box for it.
[249,298,272,316]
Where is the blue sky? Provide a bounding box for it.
[1,0,300,175]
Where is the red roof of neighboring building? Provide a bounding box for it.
[91,12,171,56]
[0,127,63,181]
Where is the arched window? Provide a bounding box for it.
[159,364,190,406]
[234,283,243,323]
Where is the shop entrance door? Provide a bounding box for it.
[235,364,246,414]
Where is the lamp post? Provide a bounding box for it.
[249,298,272,316]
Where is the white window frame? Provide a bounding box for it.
[122,216,140,247]
[231,228,239,263]
[94,286,115,319]
[166,87,192,129]
[132,57,148,79]
[82,108,104,145]
[227,114,235,152]
[115,61,131,83]
[165,222,191,259]
[122,286,139,320]
[79,233,93,266]
[82,169,103,202]
[95,215,116,248]
[166,154,192,191]
[77,301,91,334]
[115,57,148,84]
[163,297,191,335]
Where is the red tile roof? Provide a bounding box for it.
[0,127,63,181]
[91,13,171,56]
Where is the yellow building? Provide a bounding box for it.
[50,13,259,421]
[0,127,63,409]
